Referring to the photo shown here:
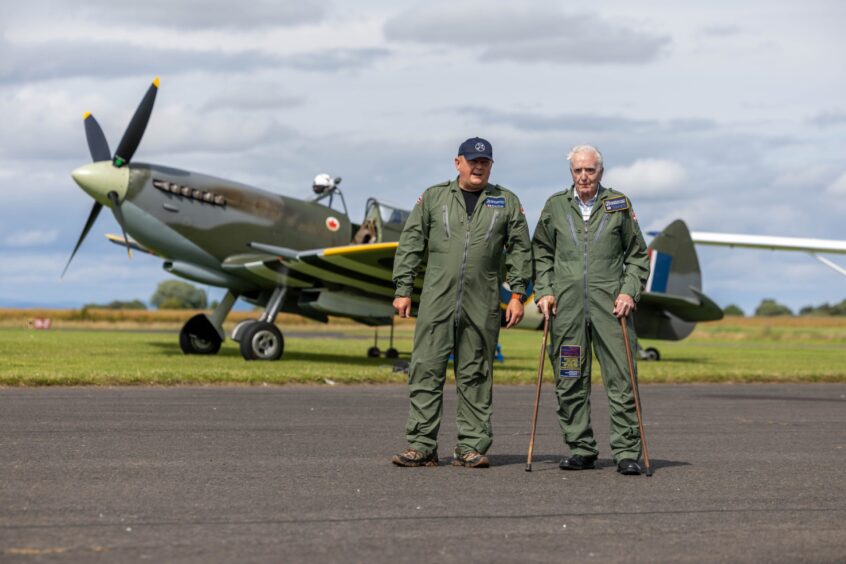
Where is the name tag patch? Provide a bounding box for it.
[485,197,506,208]
[604,196,629,213]
[559,345,581,378]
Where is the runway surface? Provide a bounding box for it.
[1,384,844,563]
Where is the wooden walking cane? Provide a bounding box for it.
[620,314,653,477]
[525,317,550,472]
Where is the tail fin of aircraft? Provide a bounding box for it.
[646,219,703,299]
[636,219,723,341]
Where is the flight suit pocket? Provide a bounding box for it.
[484,211,500,241]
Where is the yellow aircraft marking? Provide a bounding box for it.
[322,242,399,257]
[83,111,91,119]
[153,76,160,88]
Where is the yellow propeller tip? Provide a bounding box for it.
[153,77,160,87]
[83,111,91,119]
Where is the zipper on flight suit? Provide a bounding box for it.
[566,212,590,323]
[442,204,451,239]
[454,194,481,326]
[582,214,591,325]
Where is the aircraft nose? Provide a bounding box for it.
[71,162,130,207]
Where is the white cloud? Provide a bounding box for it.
[825,172,846,195]
[603,159,687,197]
[0,0,843,312]
[4,229,59,247]
[384,3,670,65]
[6,0,327,31]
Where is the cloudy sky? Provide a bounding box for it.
[1,0,844,313]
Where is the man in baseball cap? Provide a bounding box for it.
[391,136,531,469]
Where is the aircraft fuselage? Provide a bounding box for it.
[123,163,352,269]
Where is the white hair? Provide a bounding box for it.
[567,145,604,169]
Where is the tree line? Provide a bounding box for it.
[87,280,845,318]
[724,298,846,317]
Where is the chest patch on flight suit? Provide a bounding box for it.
[559,345,581,378]
[485,197,506,208]
[604,196,629,213]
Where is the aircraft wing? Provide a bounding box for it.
[688,231,846,277]
[244,241,424,324]
[689,232,846,254]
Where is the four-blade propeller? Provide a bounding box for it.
[63,77,159,277]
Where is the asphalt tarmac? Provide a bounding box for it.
[1,384,844,563]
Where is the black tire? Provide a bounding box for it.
[385,348,399,359]
[644,347,660,361]
[367,346,381,358]
[179,314,222,355]
[230,320,255,343]
[239,321,284,361]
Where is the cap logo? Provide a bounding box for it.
[475,142,486,152]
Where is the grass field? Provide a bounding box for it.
[1,311,844,386]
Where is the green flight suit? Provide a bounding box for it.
[393,178,532,456]
[532,185,650,462]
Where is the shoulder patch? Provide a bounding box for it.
[416,195,423,206]
[604,196,629,213]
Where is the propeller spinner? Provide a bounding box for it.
[63,77,159,276]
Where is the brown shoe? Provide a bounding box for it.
[451,447,490,468]
[391,448,439,467]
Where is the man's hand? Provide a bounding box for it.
[504,298,524,329]
[612,293,635,318]
[393,296,412,318]
[537,295,556,320]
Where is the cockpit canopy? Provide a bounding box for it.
[353,198,411,244]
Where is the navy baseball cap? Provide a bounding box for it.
[457,137,494,162]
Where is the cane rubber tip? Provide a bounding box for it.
[645,468,653,477]
[525,464,532,472]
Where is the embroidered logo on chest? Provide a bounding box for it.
[485,197,506,208]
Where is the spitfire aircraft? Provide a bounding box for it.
[66,78,723,361]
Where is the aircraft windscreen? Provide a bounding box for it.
[379,204,409,225]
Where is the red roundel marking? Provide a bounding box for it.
[326,216,340,232]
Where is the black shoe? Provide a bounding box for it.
[617,459,642,475]
[558,454,597,470]
[391,448,439,467]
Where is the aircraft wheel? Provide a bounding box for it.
[240,321,284,361]
[367,346,381,358]
[179,314,222,355]
[231,320,255,343]
[385,348,399,359]
[644,347,660,361]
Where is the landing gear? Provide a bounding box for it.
[178,291,238,355]
[179,314,222,355]
[637,345,661,361]
[236,286,288,361]
[240,321,285,361]
[368,319,400,358]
